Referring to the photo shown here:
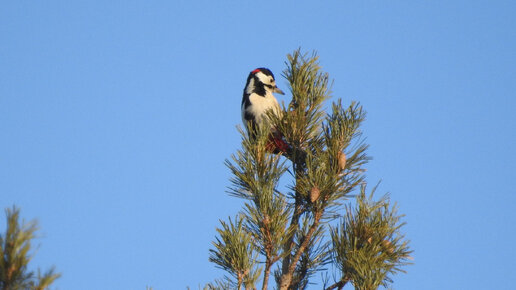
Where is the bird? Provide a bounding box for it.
[241,68,289,153]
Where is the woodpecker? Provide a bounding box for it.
[241,68,289,153]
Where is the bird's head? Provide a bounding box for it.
[245,68,285,96]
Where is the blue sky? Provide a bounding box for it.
[1,1,515,289]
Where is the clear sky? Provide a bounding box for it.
[1,1,515,289]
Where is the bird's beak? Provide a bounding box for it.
[274,87,285,95]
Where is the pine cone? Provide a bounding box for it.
[310,186,320,203]
[382,240,394,254]
[338,152,347,171]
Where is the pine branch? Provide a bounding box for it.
[288,215,331,289]
[276,50,371,289]
[209,216,261,289]
[34,267,61,290]
[330,185,413,289]
[0,206,60,290]
[278,209,325,289]
[278,161,305,285]
[325,277,349,290]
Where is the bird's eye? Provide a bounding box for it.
[270,79,274,83]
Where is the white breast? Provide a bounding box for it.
[242,91,282,128]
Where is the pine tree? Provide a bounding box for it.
[207,50,412,290]
[0,206,60,290]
